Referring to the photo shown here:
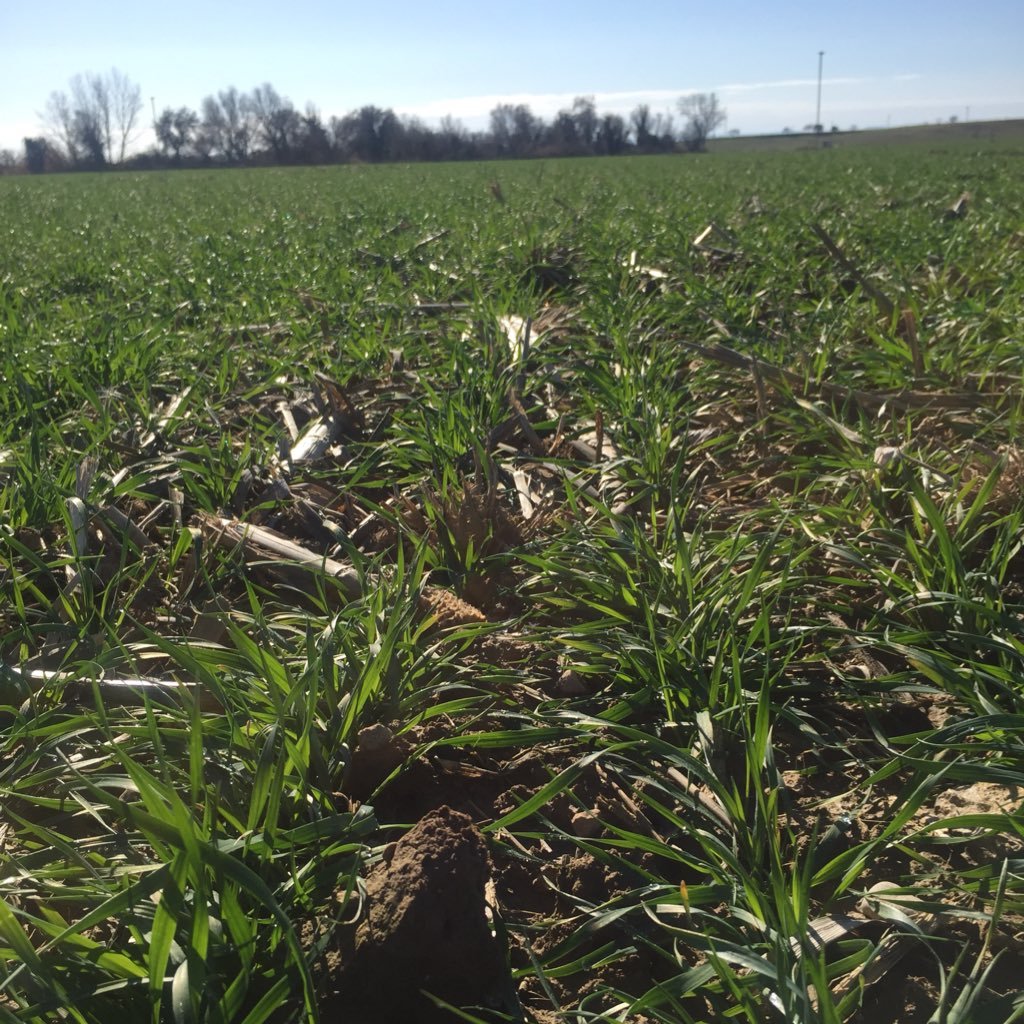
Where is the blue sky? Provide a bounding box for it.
[2,0,1022,153]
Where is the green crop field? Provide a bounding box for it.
[1,146,1023,1023]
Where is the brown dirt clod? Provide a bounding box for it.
[341,723,411,801]
[331,805,519,1022]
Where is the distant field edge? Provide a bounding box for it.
[708,117,1024,153]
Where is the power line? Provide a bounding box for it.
[816,51,825,131]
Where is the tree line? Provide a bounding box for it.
[9,69,727,173]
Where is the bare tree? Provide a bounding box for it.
[84,74,113,163]
[489,103,516,154]
[155,107,199,162]
[677,92,727,152]
[199,96,227,158]
[630,104,654,150]
[74,106,107,167]
[296,104,332,163]
[41,70,142,165]
[108,69,143,162]
[489,103,540,157]
[511,105,541,154]
[597,113,628,155]
[547,108,580,153]
[248,83,300,161]
[571,96,598,150]
[333,105,401,162]
[200,88,255,163]
[652,111,676,144]
[42,90,81,164]
[191,124,216,163]
[56,74,108,167]
[435,115,472,160]
[221,87,255,162]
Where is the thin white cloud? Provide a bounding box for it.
[395,72,1013,137]
[398,88,687,125]
[717,77,868,93]
[397,76,891,128]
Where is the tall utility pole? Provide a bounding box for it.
[815,50,825,131]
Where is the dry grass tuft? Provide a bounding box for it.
[964,445,1024,515]
[419,586,488,629]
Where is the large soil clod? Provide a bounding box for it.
[332,805,520,1022]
